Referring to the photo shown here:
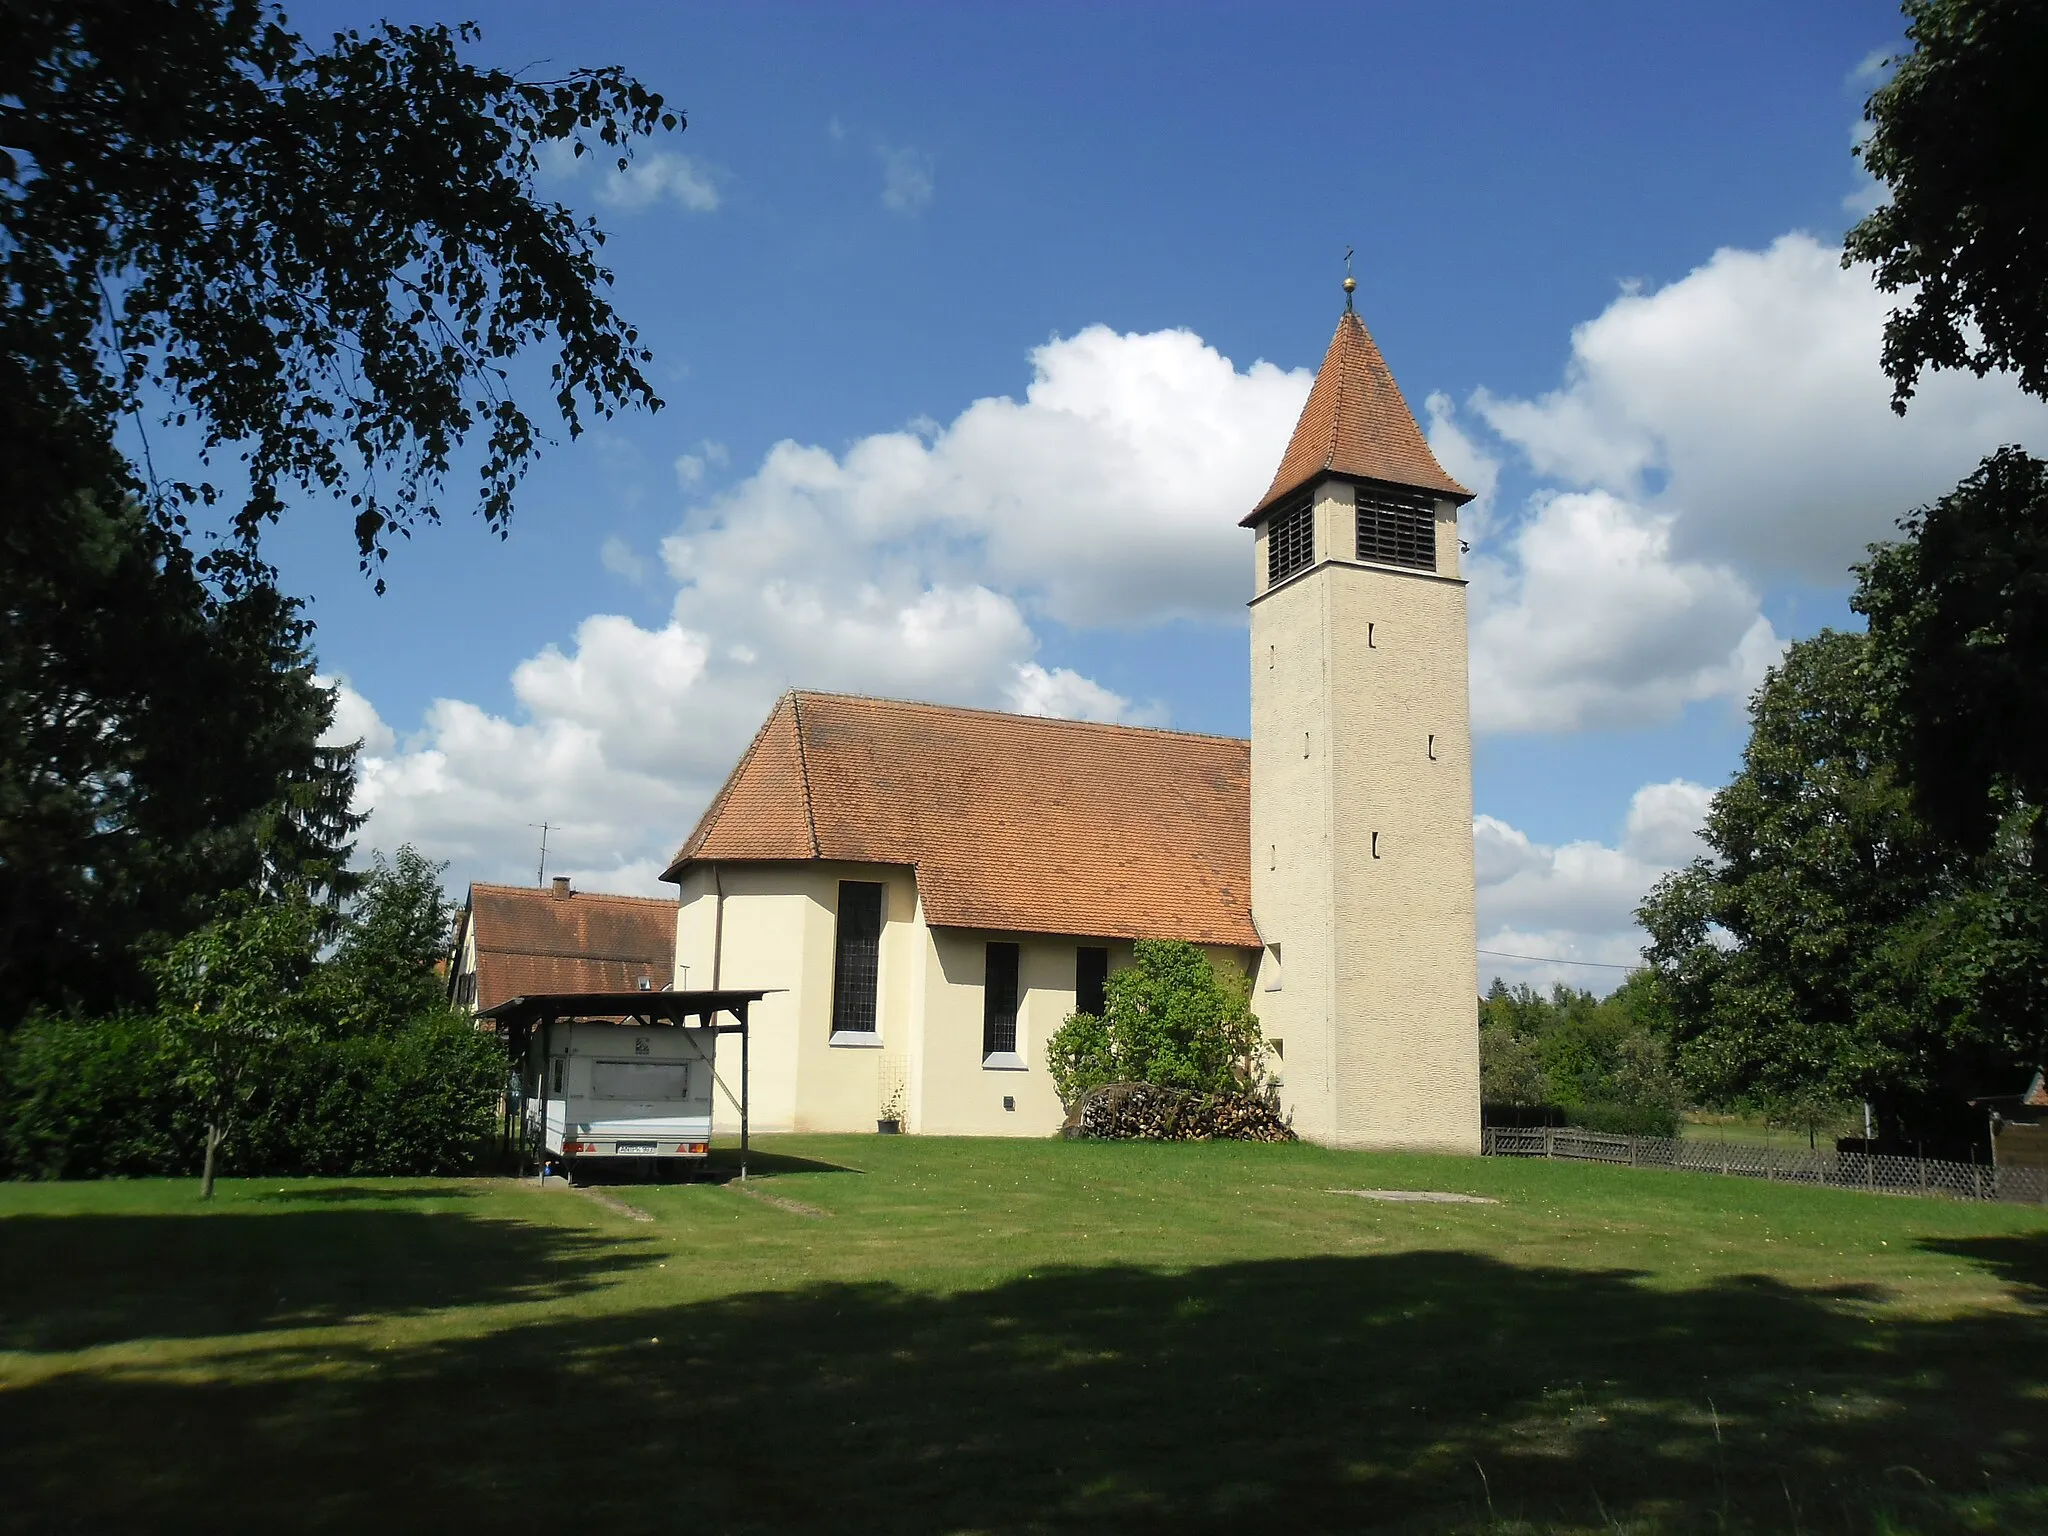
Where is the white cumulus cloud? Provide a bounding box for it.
[1468,490,1783,733]
[1475,779,1713,993]
[538,141,720,215]
[336,325,1310,890]
[596,149,720,213]
[1472,232,2047,580]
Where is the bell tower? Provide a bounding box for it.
[1246,279,1480,1152]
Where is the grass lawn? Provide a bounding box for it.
[1680,1112,1852,1154]
[3,1138,2045,1534]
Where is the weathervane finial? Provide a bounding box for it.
[1343,246,1356,311]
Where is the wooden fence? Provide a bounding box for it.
[1482,1125,2048,1205]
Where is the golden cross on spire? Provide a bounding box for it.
[1343,246,1357,311]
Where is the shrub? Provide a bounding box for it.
[0,1012,504,1180]
[0,1012,201,1178]
[234,1015,507,1176]
[1047,939,1268,1110]
[1480,1022,1546,1106]
[1572,1099,1681,1138]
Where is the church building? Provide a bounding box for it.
[665,289,1480,1151]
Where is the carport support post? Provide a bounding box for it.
[739,1003,750,1182]
[537,1016,550,1181]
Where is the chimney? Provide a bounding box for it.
[551,876,571,898]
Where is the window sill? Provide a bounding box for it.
[981,1052,1027,1071]
[829,1032,883,1048]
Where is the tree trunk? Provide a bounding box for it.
[200,1121,222,1200]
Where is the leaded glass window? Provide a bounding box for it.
[983,942,1020,1058]
[830,881,884,1037]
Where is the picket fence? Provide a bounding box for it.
[1482,1125,2048,1205]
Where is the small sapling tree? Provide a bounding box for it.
[1048,939,1268,1110]
[151,897,320,1198]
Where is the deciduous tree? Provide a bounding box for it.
[1,3,679,1018]
[150,895,321,1197]
[1845,0,2048,408]
[1637,628,2039,1146]
[3,0,678,580]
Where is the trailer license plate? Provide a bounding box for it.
[616,1142,658,1155]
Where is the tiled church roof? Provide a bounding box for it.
[1244,307,1471,523]
[665,692,1260,948]
[459,883,676,1011]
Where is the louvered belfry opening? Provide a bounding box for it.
[1356,484,1438,572]
[1266,492,1314,585]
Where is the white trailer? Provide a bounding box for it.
[478,989,770,1181]
[530,1019,714,1171]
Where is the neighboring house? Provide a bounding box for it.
[1983,1069,2048,1173]
[664,292,1481,1151]
[449,878,677,1016]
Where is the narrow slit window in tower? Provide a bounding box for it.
[1267,493,1314,584]
[1356,486,1437,571]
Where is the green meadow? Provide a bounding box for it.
[3,1137,2044,1534]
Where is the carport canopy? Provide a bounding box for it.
[477,989,776,1177]
[477,988,771,1045]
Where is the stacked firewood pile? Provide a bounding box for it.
[1064,1082,1296,1142]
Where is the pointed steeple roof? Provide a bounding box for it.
[1242,308,1471,525]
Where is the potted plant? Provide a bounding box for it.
[877,1077,905,1134]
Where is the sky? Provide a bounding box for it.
[243,0,2045,993]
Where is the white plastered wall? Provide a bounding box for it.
[676,861,910,1134]
[677,862,1156,1138]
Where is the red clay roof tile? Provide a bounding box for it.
[464,883,676,1013]
[1244,307,1470,523]
[666,692,1258,948]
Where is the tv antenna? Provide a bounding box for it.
[530,821,554,886]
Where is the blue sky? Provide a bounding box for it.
[247,1,2044,988]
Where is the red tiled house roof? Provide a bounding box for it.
[458,883,676,1012]
[1243,307,1471,524]
[664,692,1260,948]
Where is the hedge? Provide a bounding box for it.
[0,1012,506,1180]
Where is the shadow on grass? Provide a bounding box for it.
[0,1206,657,1352]
[704,1147,863,1179]
[1920,1229,2048,1306]
[560,1148,863,1187]
[249,1185,480,1204]
[3,1245,2045,1533]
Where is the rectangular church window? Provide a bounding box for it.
[1267,493,1314,584]
[983,942,1021,1060]
[1076,946,1109,1017]
[830,881,885,1040]
[1356,486,1437,571]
